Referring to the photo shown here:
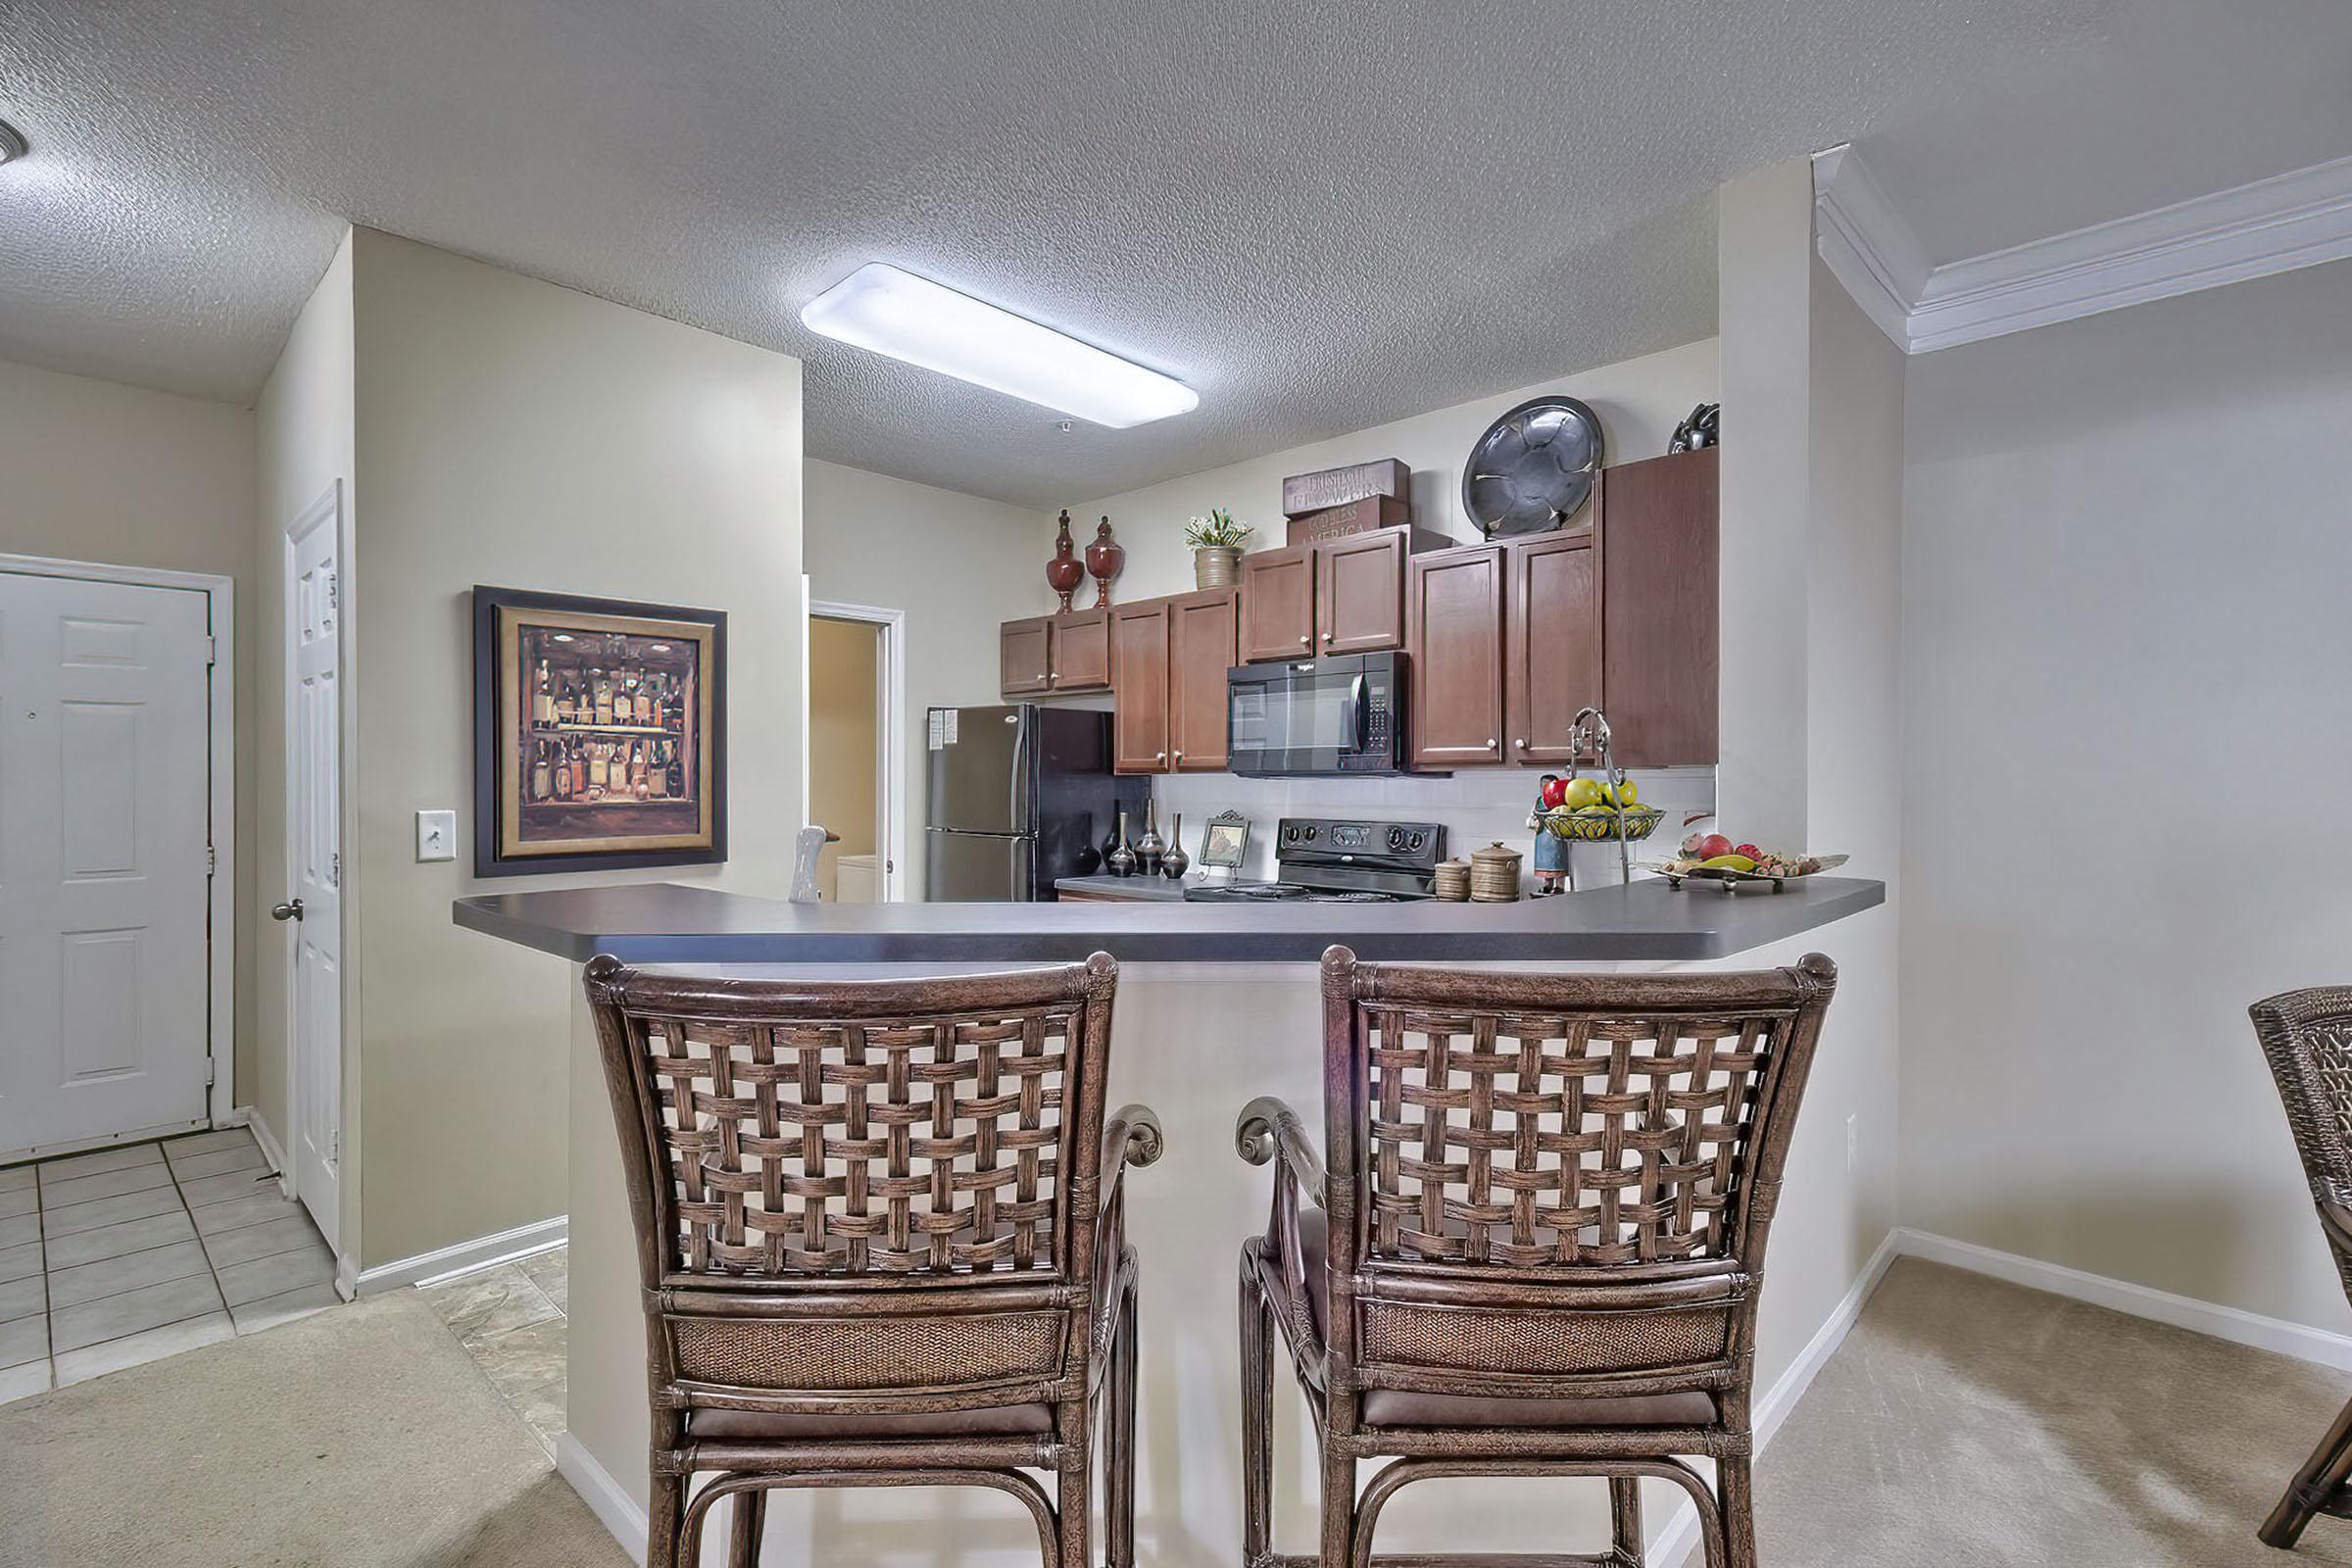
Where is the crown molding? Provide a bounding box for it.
[1812,146,2352,355]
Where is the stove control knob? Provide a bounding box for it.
[1302,825,1318,842]
[1409,832,1425,851]
[1388,827,1407,851]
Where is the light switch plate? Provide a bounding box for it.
[416,809,457,863]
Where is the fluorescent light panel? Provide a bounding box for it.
[800,263,1197,428]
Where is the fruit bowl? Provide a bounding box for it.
[1543,805,1664,843]
[1641,852,1849,892]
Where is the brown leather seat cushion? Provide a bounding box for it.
[688,1402,1054,1440]
[1266,1209,1718,1431]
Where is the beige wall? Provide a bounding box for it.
[1052,337,1719,608]
[807,615,878,899]
[0,357,260,1112]
[253,231,357,1179]
[1900,257,2352,1332]
[342,229,803,1269]
[803,458,1048,902]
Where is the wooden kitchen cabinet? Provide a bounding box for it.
[1238,546,1315,662]
[1166,587,1239,771]
[1504,527,1602,764]
[1406,544,1506,768]
[1598,448,1718,766]
[1047,608,1110,692]
[1237,530,1408,662]
[1001,616,1052,694]
[1108,601,1170,773]
[999,610,1111,696]
[1319,529,1408,654]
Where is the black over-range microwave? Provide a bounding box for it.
[1226,651,1411,777]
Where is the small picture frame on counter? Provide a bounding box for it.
[1200,809,1250,874]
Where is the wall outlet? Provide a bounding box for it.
[1847,1113,1859,1172]
[416,808,457,862]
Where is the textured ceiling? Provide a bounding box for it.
[2,0,2347,507]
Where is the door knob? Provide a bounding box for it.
[271,899,305,922]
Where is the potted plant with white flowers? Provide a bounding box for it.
[1185,510,1253,589]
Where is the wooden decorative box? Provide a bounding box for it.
[1285,494,1414,546]
[1282,458,1410,518]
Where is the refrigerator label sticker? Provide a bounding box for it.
[945,710,958,744]
[927,710,944,750]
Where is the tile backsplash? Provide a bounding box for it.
[1149,766,1717,884]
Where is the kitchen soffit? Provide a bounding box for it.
[2,0,2347,507]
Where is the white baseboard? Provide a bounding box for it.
[228,1105,293,1198]
[1647,1227,1903,1568]
[352,1214,568,1296]
[559,1432,650,1565]
[1894,1227,2352,1372]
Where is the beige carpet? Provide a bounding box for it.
[1757,1257,2352,1565]
[0,1288,627,1568]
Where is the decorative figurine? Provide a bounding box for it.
[1529,773,1569,895]
[1047,510,1085,613]
[1160,812,1190,879]
[1084,516,1125,609]
[1669,403,1720,454]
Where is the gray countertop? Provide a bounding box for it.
[1053,874,1190,901]
[452,875,1884,965]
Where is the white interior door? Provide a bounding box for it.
[284,497,343,1249]
[0,570,214,1157]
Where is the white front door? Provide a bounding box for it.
[0,570,214,1157]
[284,494,344,1249]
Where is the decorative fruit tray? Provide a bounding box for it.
[1539,804,1664,843]
[1642,852,1848,892]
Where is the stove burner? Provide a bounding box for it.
[1183,880,1406,905]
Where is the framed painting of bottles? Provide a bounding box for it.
[471,586,726,876]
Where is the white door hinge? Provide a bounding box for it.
[206,844,217,875]
[326,571,339,611]
[206,634,218,667]
[204,1057,217,1088]
[329,1129,341,1162]
[330,851,341,888]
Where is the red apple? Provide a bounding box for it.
[1693,833,1733,860]
[1540,776,1568,809]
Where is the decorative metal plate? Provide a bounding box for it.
[1461,395,1604,538]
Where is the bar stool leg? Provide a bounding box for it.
[1107,1290,1140,1568]
[1318,1446,1355,1568]
[1716,1455,1754,1568]
[1608,1475,1643,1566]
[647,1471,686,1568]
[1240,1258,1275,1568]
[727,1486,767,1567]
[2264,1392,2352,1547]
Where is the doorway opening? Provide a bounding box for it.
[804,602,904,903]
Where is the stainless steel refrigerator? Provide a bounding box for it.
[924,705,1146,901]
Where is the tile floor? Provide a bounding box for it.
[421,1246,568,1454]
[0,1127,339,1405]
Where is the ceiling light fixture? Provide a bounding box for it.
[799,263,1197,428]
[0,121,26,165]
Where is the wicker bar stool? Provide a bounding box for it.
[2252,986,2352,1549]
[1236,947,1838,1568]
[584,952,1162,1568]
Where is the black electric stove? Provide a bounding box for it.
[1184,816,1445,904]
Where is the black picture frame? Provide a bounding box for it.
[471,585,728,877]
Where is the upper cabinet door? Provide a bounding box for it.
[1001,616,1052,695]
[1238,546,1314,662]
[1599,448,1719,766]
[1167,587,1239,771]
[1406,546,1507,768]
[1108,601,1171,773]
[1316,529,1408,655]
[1504,529,1601,764]
[1048,608,1110,692]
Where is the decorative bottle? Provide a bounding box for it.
[1047,510,1086,614]
[1105,810,1138,878]
[1135,800,1165,877]
[1160,811,1190,879]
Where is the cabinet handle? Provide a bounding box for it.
[1173,749,1184,762]
[1486,738,1498,750]
[1298,634,1309,645]
[1514,737,1528,749]
[1154,750,1166,761]
[1321,630,1333,643]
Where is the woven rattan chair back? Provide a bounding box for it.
[1318,949,1838,1410]
[2252,987,2352,1548]
[585,954,1120,1412]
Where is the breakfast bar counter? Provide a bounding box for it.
[456,875,1886,1565]
[453,873,1883,966]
